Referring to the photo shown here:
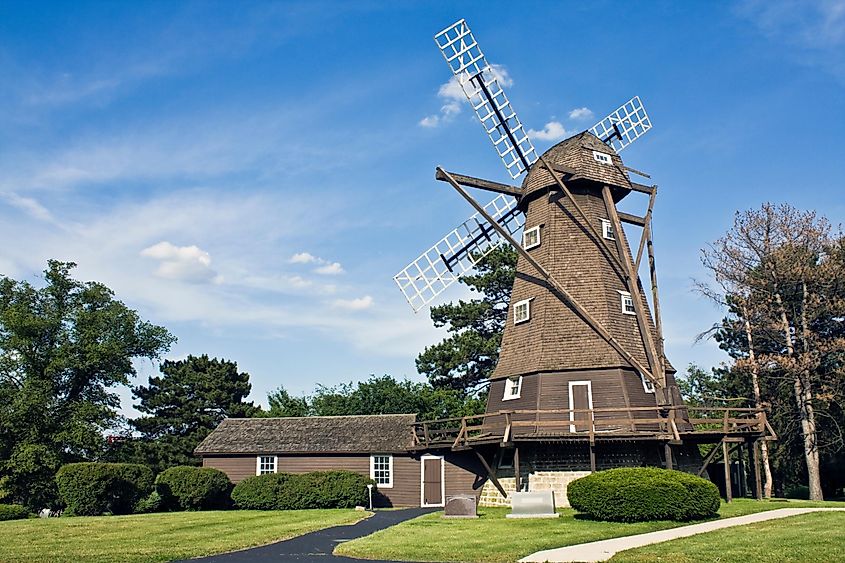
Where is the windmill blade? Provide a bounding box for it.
[394,194,524,311]
[434,19,538,179]
[589,96,652,153]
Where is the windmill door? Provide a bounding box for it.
[569,381,594,433]
[421,455,444,507]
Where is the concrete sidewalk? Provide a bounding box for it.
[520,507,845,563]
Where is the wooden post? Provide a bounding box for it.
[514,446,521,492]
[664,443,674,470]
[646,218,666,386]
[751,440,763,500]
[722,440,733,502]
[474,450,508,499]
[589,443,597,473]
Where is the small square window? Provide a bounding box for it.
[641,374,655,394]
[370,454,393,488]
[619,291,636,315]
[523,226,541,250]
[257,455,276,475]
[513,299,531,324]
[593,150,612,165]
[601,219,614,241]
[503,376,523,401]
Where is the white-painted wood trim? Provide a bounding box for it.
[256,455,278,475]
[502,375,523,401]
[370,454,394,488]
[523,225,541,250]
[420,454,445,508]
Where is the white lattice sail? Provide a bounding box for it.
[434,19,538,179]
[394,194,524,311]
[589,96,652,153]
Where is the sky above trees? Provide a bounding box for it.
[0,1,843,416]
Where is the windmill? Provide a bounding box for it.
[395,18,680,412]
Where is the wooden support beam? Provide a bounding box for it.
[434,168,523,197]
[474,450,508,499]
[601,185,664,394]
[625,166,652,180]
[589,443,597,473]
[722,440,733,502]
[514,446,521,492]
[751,440,763,500]
[634,187,657,272]
[438,167,660,390]
[697,440,723,477]
[630,181,655,194]
[664,443,674,470]
[618,211,647,227]
[646,218,667,384]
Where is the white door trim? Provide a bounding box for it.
[420,454,446,508]
[568,380,594,433]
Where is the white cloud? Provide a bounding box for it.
[527,121,567,141]
[419,64,513,128]
[331,295,374,311]
[568,107,595,121]
[314,262,344,275]
[140,241,219,284]
[289,252,318,264]
[0,192,54,222]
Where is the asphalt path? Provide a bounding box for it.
[184,507,438,562]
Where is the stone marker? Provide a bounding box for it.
[507,490,560,519]
[444,495,478,518]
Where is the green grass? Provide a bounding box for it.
[0,509,368,563]
[334,499,843,563]
[611,511,845,562]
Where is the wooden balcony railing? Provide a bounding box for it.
[410,406,773,450]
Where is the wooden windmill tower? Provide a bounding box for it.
[395,19,770,502]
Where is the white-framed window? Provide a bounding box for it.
[370,454,393,488]
[513,298,531,324]
[641,374,656,394]
[256,455,277,475]
[619,291,636,315]
[601,218,614,240]
[503,376,523,401]
[523,226,541,250]
[593,150,612,165]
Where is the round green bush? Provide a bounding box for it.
[567,467,720,522]
[231,473,294,510]
[156,466,231,511]
[231,470,373,510]
[133,490,164,514]
[55,463,154,516]
[0,503,29,521]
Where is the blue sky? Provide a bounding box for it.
[1,1,843,416]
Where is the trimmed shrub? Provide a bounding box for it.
[133,490,164,514]
[55,463,154,516]
[0,503,29,521]
[231,470,373,510]
[156,466,231,511]
[231,473,294,510]
[568,467,720,522]
[784,484,810,500]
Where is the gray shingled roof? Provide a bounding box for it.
[194,414,417,455]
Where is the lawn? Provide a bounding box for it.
[334,499,843,563]
[611,511,845,562]
[0,509,368,563]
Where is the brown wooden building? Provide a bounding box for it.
[195,414,484,507]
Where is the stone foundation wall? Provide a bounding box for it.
[478,471,591,508]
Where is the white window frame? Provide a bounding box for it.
[502,376,523,401]
[420,454,445,508]
[593,150,612,165]
[641,373,656,394]
[256,455,278,475]
[568,380,594,433]
[370,454,394,488]
[513,298,531,324]
[618,291,636,315]
[601,218,614,240]
[523,225,541,250]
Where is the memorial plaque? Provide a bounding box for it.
[506,490,560,519]
[444,495,478,518]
